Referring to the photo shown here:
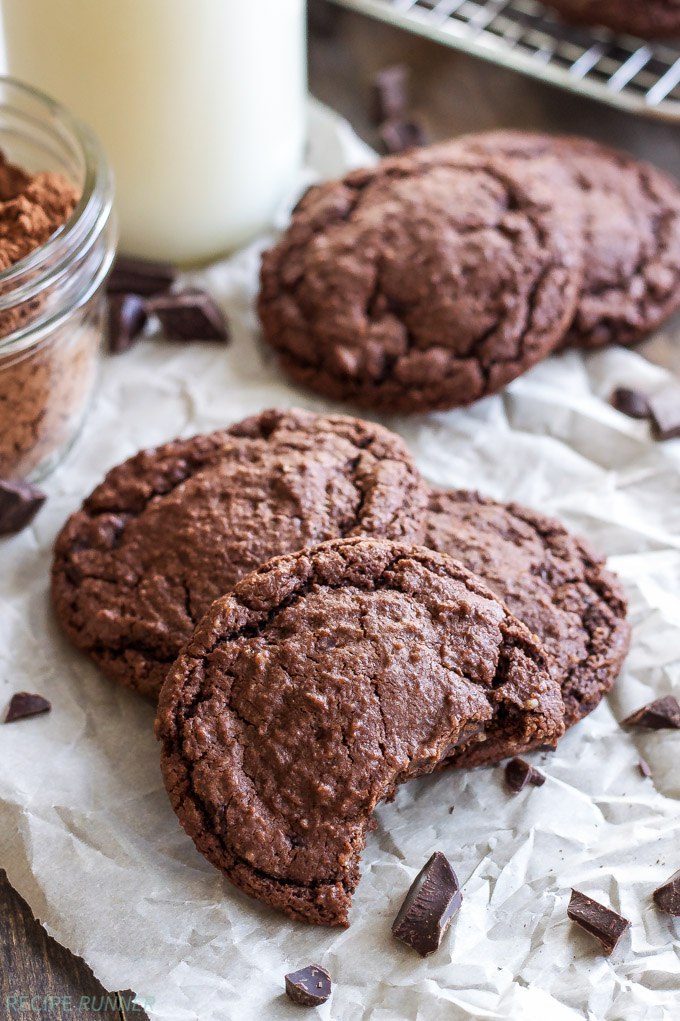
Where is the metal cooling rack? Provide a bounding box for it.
[328,0,680,121]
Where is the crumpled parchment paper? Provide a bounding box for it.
[1,101,679,1021]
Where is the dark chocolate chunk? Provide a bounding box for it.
[638,757,652,778]
[107,255,175,297]
[379,118,428,155]
[0,479,46,535]
[567,890,630,955]
[5,692,51,723]
[392,851,462,957]
[649,387,680,441]
[146,289,230,343]
[284,965,331,1007]
[372,65,409,124]
[622,695,680,730]
[505,757,546,793]
[308,0,341,38]
[610,387,651,420]
[653,869,680,916]
[108,293,148,354]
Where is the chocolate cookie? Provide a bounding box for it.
[423,490,630,744]
[258,148,582,414]
[541,0,680,39]
[52,409,427,700]
[156,537,564,926]
[450,131,680,349]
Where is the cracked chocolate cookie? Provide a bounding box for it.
[156,537,564,926]
[450,131,680,349]
[423,490,630,750]
[52,409,427,700]
[541,0,680,39]
[258,148,582,414]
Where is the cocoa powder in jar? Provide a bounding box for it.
[0,150,100,479]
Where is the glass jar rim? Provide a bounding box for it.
[0,76,115,351]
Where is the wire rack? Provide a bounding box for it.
[328,0,680,121]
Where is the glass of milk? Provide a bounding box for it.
[1,0,307,264]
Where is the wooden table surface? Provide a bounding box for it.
[3,2,679,1017]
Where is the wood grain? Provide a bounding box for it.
[0,870,147,1019]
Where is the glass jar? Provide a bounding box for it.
[0,77,116,481]
[1,0,307,265]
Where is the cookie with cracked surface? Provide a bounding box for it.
[258,148,582,414]
[449,130,680,349]
[51,409,427,701]
[423,489,630,756]
[541,0,680,39]
[156,537,564,926]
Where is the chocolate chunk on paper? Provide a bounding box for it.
[108,255,175,297]
[649,387,680,441]
[623,695,680,730]
[653,870,680,916]
[147,289,230,343]
[379,118,428,155]
[108,293,148,354]
[567,890,630,955]
[505,757,546,793]
[284,964,331,1007]
[5,692,51,723]
[372,64,409,124]
[610,387,650,420]
[0,479,46,535]
[392,851,462,957]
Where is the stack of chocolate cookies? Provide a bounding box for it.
[259,131,680,414]
[52,407,630,926]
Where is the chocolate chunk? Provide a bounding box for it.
[505,757,546,792]
[308,0,341,37]
[108,293,148,354]
[379,118,428,155]
[372,65,409,124]
[0,479,46,535]
[146,289,230,343]
[567,890,630,955]
[284,965,331,1007]
[622,695,680,730]
[653,869,680,915]
[5,692,51,723]
[649,387,680,441]
[392,851,463,957]
[107,255,175,297]
[610,387,651,420]
[638,757,653,778]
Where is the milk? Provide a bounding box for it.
[1,0,307,263]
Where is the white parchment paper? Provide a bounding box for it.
[1,102,679,1021]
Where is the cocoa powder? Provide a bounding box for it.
[0,150,101,480]
[0,151,79,274]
